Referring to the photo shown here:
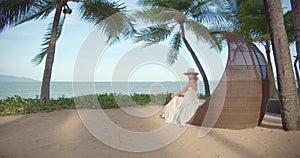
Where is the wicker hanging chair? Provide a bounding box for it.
[190,31,274,129]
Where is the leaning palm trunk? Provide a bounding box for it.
[294,57,300,95]
[291,0,300,70]
[264,0,300,130]
[265,40,278,97]
[265,40,272,70]
[40,3,63,103]
[179,23,210,96]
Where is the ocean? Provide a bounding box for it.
[0,81,219,99]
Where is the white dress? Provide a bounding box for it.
[162,87,200,127]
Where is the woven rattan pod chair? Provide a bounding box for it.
[190,32,273,129]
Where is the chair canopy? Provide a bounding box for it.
[190,31,273,129]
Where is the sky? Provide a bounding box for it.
[0,0,296,82]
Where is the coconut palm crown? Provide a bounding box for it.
[134,0,231,95]
[0,0,135,103]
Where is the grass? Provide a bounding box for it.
[0,93,208,116]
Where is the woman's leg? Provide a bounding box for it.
[161,97,183,123]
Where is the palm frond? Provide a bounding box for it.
[101,12,136,45]
[196,13,228,26]
[187,0,211,15]
[134,24,174,46]
[191,0,231,29]
[253,34,270,42]
[235,0,268,41]
[185,20,215,46]
[32,14,65,65]
[199,0,231,14]
[284,11,295,43]
[0,0,39,31]
[134,7,180,25]
[80,0,125,24]
[138,0,204,13]
[225,0,239,10]
[137,0,169,7]
[210,33,225,51]
[80,0,135,45]
[167,32,182,65]
[15,0,57,26]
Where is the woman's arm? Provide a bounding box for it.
[171,81,194,98]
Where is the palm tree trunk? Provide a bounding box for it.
[264,0,300,131]
[179,23,210,96]
[265,40,272,69]
[294,57,300,95]
[265,40,278,98]
[290,0,300,70]
[294,57,300,96]
[40,2,63,103]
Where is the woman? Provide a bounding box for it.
[161,68,200,127]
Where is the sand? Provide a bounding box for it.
[0,108,300,158]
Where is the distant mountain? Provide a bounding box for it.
[0,74,38,82]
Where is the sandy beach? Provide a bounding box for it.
[0,108,300,158]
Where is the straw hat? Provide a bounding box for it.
[184,68,199,75]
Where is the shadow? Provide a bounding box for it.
[262,116,281,124]
[0,110,100,158]
[0,115,26,128]
[258,113,283,129]
[265,112,281,117]
[260,123,282,130]
[209,130,262,158]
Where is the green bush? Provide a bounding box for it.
[0,92,204,116]
[198,94,209,100]
[150,93,172,106]
[0,95,75,116]
[74,94,100,109]
[113,94,133,107]
[97,93,118,109]
[131,93,151,106]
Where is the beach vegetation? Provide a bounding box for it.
[0,93,208,116]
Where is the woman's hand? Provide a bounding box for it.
[171,93,179,98]
[171,94,176,98]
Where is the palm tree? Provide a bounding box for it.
[264,0,300,131]
[290,0,300,89]
[293,56,300,95]
[0,0,134,103]
[235,0,295,72]
[134,0,230,96]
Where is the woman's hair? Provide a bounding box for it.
[189,74,198,81]
[194,75,199,81]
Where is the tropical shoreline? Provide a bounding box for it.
[0,81,219,100]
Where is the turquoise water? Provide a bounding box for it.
[0,81,218,99]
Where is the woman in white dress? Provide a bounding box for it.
[161,68,200,127]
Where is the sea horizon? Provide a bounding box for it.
[0,81,219,100]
